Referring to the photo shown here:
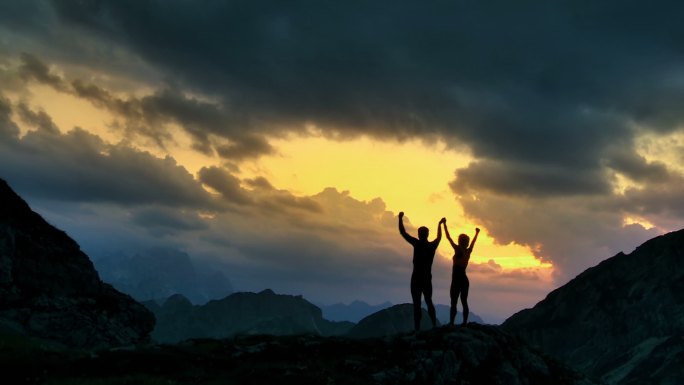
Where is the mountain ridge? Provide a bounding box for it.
[0,178,154,349]
[503,228,684,384]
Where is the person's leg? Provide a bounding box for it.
[424,281,437,327]
[411,275,422,331]
[461,275,470,326]
[450,284,460,326]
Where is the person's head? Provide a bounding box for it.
[458,234,470,247]
[417,226,429,240]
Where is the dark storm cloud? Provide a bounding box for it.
[18,53,270,159]
[0,95,20,138]
[197,166,322,213]
[603,147,671,184]
[131,206,209,236]
[197,166,253,205]
[36,0,684,196]
[0,96,214,207]
[19,52,68,91]
[451,159,611,198]
[619,179,684,220]
[215,134,275,160]
[16,102,60,134]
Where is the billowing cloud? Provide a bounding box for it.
[11,53,272,158]
[131,206,209,236]
[0,97,214,208]
[15,102,60,134]
[451,159,611,198]
[198,166,253,206]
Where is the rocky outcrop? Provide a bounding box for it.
[0,179,154,349]
[3,323,597,385]
[145,289,354,343]
[320,301,485,325]
[434,304,485,325]
[347,303,440,338]
[502,229,684,384]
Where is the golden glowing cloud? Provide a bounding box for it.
[240,135,551,271]
[11,82,552,274]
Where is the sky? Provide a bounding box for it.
[2,0,684,323]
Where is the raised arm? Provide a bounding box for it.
[443,219,457,249]
[433,217,445,244]
[468,228,481,252]
[398,212,417,244]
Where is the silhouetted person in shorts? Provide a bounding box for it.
[398,212,444,331]
[443,220,479,326]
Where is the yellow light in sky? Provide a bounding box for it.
[635,129,684,174]
[14,85,220,174]
[240,135,549,270]
[623,215,656,230]
[16,83,550,272]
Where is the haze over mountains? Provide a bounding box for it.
[143,289,354,343]
[93,248,234,304]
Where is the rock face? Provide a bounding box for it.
[3,323,597,385]
[145,289,354,343]
[502,229,684,384]
[347,303,440,338]
[320,301,485,325]
[0,179,154,349]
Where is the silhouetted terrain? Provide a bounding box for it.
[435,304,485,325]
[0,179,153,349]
[503,229,684,384]
[320,301,485,325]
[320,300,394,322]
[2,177,679,383]
[94,248,234,304]
[144,290,354,343]
[347,304,439,338]
[0,325,596,385]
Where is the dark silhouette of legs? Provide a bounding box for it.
[461,275,470,325]
[450,284,460,326]
[410,275,422,331]
[449,300,458,326]
[423,282,437,327]
[450,269,471,326]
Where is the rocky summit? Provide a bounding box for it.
[348,303,439,338]
[503,229,684,384]
[2,323,596,385]
[0,179,154,349]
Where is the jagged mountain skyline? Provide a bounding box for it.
[2,1,684,320]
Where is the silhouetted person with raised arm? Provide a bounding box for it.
[443,220,479,326]
[398,212,444,331]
